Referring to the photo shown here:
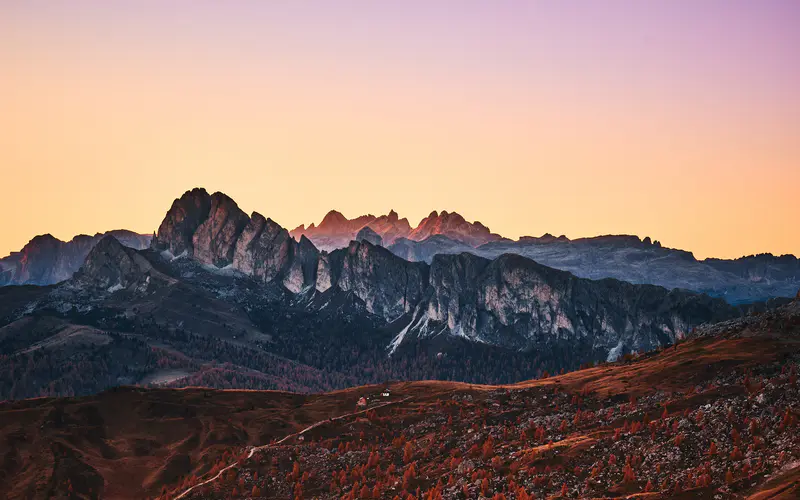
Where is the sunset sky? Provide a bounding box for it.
[1,1,798,260]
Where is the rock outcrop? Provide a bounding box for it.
[232,212,294,283]
[290,210,383,251]
[332,241,428,321]
[282,235,319,293]
[388,235,474,263]
[355,226,383,247]
[152,189,321,291]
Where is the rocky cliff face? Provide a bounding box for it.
[704,253,800,283]
[232,212,294,283]
[0,231,151,286]
[388,235,474,263]
[151,189,320,293]
[401,253,735,356]
[288,207,800,305]
[191,192,250,267]
[282,236,319,293]
[333,241,428,321]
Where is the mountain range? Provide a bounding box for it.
[1,188,793,402]
[292,209,799,305]
[0,189,800,304]
[5,196,796,305]
[150,189,748,354]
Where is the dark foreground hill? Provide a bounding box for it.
[1,300,798,499]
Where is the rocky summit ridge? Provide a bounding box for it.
[289,207,498,251]
[5,189,798,304]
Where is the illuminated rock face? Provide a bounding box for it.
[152,188,318,291]
[191,192,250,267]
[152,187,212,258]
[289,208,501,252]
[413,252,735,356]
[232,213,294,283]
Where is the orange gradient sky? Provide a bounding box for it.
[1,2,798,260]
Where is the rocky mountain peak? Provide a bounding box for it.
[408,210,502,247]
[290,209,411,251]
[74,235,159,292]
[152,187,212,257]
[319,210,348,228]
[26,233,62,248]
[355,226,383,247]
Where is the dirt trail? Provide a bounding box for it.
[172,397,411,499]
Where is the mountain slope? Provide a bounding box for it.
[1,298,797,499]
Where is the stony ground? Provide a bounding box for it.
[172,338,800,499]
